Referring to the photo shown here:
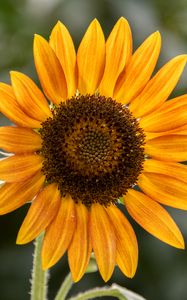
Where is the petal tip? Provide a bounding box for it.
[42,259,50,270]
[71,273,83,283]
[9,70,15,76]
[16,235,25,245]
[10,70,21,80]
[149,30,161,44]
[117,16,129,25]
[175,54,187,63]
[34,33,40,39]
[90,18,100,28]
[101,273,112,282]
[126,272,135,279]
[177,237,185,250]
[57,20,62,25]
[34,34,44,44]
[154,30,161,40]
[54,20,64,31]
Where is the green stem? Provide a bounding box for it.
[55,273,73,300]
[54,256,98,300]
[30,233,49,300]
[68,287,128,300]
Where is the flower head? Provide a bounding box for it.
[0,18,187,282]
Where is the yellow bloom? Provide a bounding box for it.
[0,18,187,282]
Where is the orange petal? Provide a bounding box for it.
[0,83,41,128]
[42,195,76,269]
[0,126,42,153]
[129,55,187,117]
[34,34,67,104]
[145,134,187,162]
[77,19,105,94]
[140,95,187,132]
[125,189,184,249]
[10,71,51,122]
[143,159,187,184]
[68,202,92,282]
[50,21,76,98]
[0,171,45,215]
[138,172,187,210]
[0,154,43,182]
[90,203,116,282]
[17,184,60,244]
[145,124,187,140]
[106,205,138,278]
[114,31,161,104]
[99,17,132,97]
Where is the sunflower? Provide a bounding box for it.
[0,17,187,282]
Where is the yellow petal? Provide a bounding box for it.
[90,203,116,282]
[0,154,43,182]
[34,34,67,104]
[42,195,76,269]
[50,21,76,98]
[17,184,60,244]
[125,189,184,249]
[129,55,187,117]
[0,171,45,215]
[10,71,51,122]
[114,31,161,104]
[99,17,132,97]
[106,204,138,278]
[0,83,41,128]
[68,202,92,282]
[140,95,187,132]
[0,126,42,153]
[138,172,187,210]
[143,159,187,184]
[77,19,105,94]
[145,124,187,140]
[145,134,187,162]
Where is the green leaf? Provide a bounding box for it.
[68,283,146,300]
[111,284,146,300]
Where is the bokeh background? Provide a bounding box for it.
[0,0,187,299]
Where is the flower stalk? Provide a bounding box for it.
[31,233,49,300]
[55,256,98,300]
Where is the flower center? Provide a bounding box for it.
[39,94,145,207]
[79,129,111,163]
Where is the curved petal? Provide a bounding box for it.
[114,31,161,104]
[125,189,184,249]
[10,71,51,122]
[0,154,43,182]
[0,126,42,153]
[143,159,187,184]
[145,135,187,162]
[99,17,132,97]
[50,21,76,97]
[77,19,105,94]
[90,203,116,282]
[106,204,138,278]
[34,34,67,104]
[0,171,45,215]
[68,202,92,282]
[42,195,76,269]
[138,173,187,210]
[145,124,187,140]
[140,95,187,132]
[129,55,187,117]
[0,83,41,128]
[16,184,60,244]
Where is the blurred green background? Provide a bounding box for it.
[0,0,187,299]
